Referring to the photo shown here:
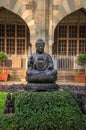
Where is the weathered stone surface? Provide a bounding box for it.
[3,93,15,114]
[25,83,59,92]
[25,39,58,91]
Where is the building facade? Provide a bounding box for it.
[0,0,86,80]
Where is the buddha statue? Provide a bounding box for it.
[3,93,15,114]
[26,39,58,91]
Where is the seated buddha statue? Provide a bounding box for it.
[26,39,57,83]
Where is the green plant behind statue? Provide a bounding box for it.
[76,54,86,66]
[0,52,8,81]
[76,54,86,85]
[0,52,7,73]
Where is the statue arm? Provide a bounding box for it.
[27,55,34,69]
[47,54,54,70]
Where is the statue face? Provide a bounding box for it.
[36,43,44,53]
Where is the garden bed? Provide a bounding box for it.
[0,84,86,106]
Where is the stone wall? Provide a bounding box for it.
[0,0,85,53]
[0,0,85,79]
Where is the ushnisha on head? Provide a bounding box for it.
[36,39,45,53]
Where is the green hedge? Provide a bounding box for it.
[0,92,7,113]
[0,90,86,130]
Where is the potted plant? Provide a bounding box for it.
[74,54,86,83]
[0,51,8,81]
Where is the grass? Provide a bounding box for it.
[0,92,7,114]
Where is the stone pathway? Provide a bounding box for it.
[0,81,85,86]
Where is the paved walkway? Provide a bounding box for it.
[0,81,85,86]
[57,81,86,86]
[0,81,26,85]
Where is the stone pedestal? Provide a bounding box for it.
[25,83,59,92]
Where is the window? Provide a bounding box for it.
[0,39,4,52]
[54,9,86,56]
[69,26,77,38]
[6,24,15,37]
[69,14,78,23]
[0,24,4,37]
[58,26,67,38]
[58,40,66,55]
[0,8,30,56]
[17,25,25,37]
[6,39,15,54]
[80,11,86,23]
[68,40,77,55]
[79,25,86,38]
[79,40,86,54]
[17,39,25,55]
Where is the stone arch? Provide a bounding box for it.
[53,8,86,56]
[0,6,31,55]
[53,0,86,32]
[49,0,86,51]
[0,0,35,45]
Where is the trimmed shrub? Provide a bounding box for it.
[0,92,7,113]
[0,90,86,130]
[0,115,14,130]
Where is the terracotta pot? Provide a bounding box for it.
[74,75,86,83]
[0,73,8,81]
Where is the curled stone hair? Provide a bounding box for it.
[36,39,45,47]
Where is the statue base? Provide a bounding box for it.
[25,83,59,92]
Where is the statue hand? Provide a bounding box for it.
[30,56,33,64]
[27,56,34,68]
[52,70,57,75]
[48,65,53,70]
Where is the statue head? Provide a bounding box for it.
[7,93,11,100]
[36,39,45,53]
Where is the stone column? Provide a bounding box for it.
[48,0,53,55]
[34,0,50,52]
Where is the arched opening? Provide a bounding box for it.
[53,8,86,70]
[0,7,30,79]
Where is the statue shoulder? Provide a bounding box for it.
[29,53,36,59]
[44,53,52,58]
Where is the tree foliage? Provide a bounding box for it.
[76,54,86,66]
